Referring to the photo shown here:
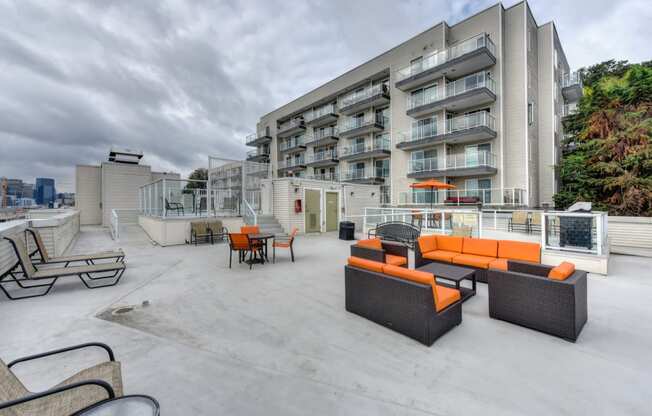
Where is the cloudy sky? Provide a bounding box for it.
[0,0,649,192]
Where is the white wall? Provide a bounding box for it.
[101,162,152,227]
[76,165,102,225]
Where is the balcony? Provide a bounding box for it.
[279,136,307,153]
[339,136,391,161]
[341,167,389,185]
[407,151,497,179]
[278,118,306,138]
[306,172,340,182]
[278,156,307,173]
[397,112,496,151]
[562,102,579,117]
[406,72,496,118]
[562,71,583,102]
[305,126,339,147]
[305,104,339,127]
[245,132,272,147]
[338,84,390,115]
[246,149,270,163]
[306,149,339,168]
[399,187,526,206]
[395,33,496,91]
[339,115,388,138]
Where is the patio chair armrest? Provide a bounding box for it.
[0,379,115,410]
[8,342,116,368]
[507,260,552,277]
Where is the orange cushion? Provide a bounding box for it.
[434,285,461,312]
[498,240,541,263]
[385,254,407,266]
[548,262,575,280]
[382,264,438,305]
[423,250,458,263]
[417,235,437,254]
[488,258,509,271]
[347,256,385,273]
[241,225,260,234]
[436,235,463,253]
[452,253,495,269]
[274,242,291,248]
[357,238,383,250]
[462,237,498,258]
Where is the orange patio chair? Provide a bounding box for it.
[240,225,260,234]
[273,227,298,263]
[228,233,264,269]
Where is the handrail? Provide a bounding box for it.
[243,199,257,225]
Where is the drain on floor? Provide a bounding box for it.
[112,306,135,315]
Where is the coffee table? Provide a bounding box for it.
[74,395,160,415]
[416,262,476,302]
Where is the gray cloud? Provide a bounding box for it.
[0,0,649,192]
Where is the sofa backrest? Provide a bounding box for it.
[356,238,383,250]
[462,237,498,258]
[347,256,385,273]
[498,240,541,263]
[435,235,463,253]
[417,235,437,253]
[383,264,438,305]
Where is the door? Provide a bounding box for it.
[305,189,321,233]
[325,192,339,232]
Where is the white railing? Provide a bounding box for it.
[308,149,338,163]
[340,84,389,109]
[407,72,495,110]
[352,207,482,237]
[341,135,390,156]
[396,33,495,81]
[140,178,209,218]
[110,209,140,241]
[305,103,337,122]
[562,71,582,88]
[242,199,257,226]
[399,188,526,206]
[541,211,608,256]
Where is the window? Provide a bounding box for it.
[528,102,535,125]
[375,159,389,177]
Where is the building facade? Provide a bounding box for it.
[35,178,56,206]
[247,1,581,208]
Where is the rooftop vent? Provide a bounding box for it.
[109,147,144,164]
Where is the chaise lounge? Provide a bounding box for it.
[415,235,541,283]
[26,228,124,266]
[345,256,462,346]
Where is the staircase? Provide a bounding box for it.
[253,214,284,235]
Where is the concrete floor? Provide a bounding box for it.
[2,226,651,415]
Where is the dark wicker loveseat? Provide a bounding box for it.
[345,259,462,346]
[367,221,421,249]
[487,261,588,341]
[350,239,409,267]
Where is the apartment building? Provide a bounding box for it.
[247,1,582,208]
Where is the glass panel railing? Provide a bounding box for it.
[446,151,496,169]
[407,72,495,110]
[305,103,337,122]
[562,103,578,116]
[342,168,389,181]
[307,172,340,182]
[341,135,391,156]
[446,111,495,133]
[308,149,338,163]
[409,157,438,173]
[341,115,388,133]
[340,84,389,108]
[278,118,305,133]
[246,149,269,158]
[562,71,582,88]
[278,156,306,169]
[396,33,495,81]
[311,126,339,141]
[279,136,306,151]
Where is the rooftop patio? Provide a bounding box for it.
[2,225,651,415]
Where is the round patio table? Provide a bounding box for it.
[74,395,160,416]
[248,233,274,262]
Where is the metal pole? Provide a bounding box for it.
[541,212,547,251]
[162,179,167,218]
[596,213,603,256]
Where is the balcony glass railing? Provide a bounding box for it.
[398,112,495,144]
[278,118,305,133]
[562,103,578,116]
[409,157,438,173]
[246,149,269,158]
[340,115,388,134]
[305,104,337,122]
[396,33,496,81]
[343,168,390,181]
[308,149,338,163]
[399,188,525,206]
[408,152,496,173]
[407,72,495,110]
[310,126,339,141]
[278,156,306,169]
[340,84,389,109]
[245,133,270,146]
[562,71,582,88]
[341,135,391,156]
[307,172,340,182]
[279,136,306,151]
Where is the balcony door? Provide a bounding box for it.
[465,178,491,203]
[412,116,437,140]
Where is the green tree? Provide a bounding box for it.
[184,168,207,192]
[555,60,652,216]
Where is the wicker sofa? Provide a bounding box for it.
[345,256,462,346]
[415,235,541,283]
[487,261,587,341]
[350,238,409,267]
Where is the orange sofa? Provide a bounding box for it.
[350,238,408,267]
[415,235,541,283]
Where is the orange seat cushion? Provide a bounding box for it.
[423,250,459,263]
[452,253,495,269]
[347,256,385,273]
[488,258,509,271]
[356,238,383,250]
[434,285,461,312]
[417,235,437,254]
[385,254,407,266]
[498,240,541,263]
[241,225,260,234]
[462,237,498,258]
[548,262,575,280]
[436,235,463,253]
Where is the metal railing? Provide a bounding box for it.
[246,149,270,158]
[306,172,340,182]
[407,72,495,110]
[341,135,390,156]
[278,156,306,169]
[305,103,337,122]
[352,207,482,237]
[396,33,495,81]
[279,136,306,151]
[399,187,526,206]
[342,167,390,181]
[307,149,338,163]
[398,112,495,145]
[446,151,496,170]
[340,84,389,109]
[408,157,438,173]
[245,133,269,146]
[140,178,209,218]
[562,71,582,88]
[312,126,339,140]
[562,103,578,116]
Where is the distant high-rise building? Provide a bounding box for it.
[35,178,56,206]
[22,183,34,199]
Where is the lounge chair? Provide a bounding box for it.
[1,235,126,300]
[529,212,542,234]
[272,227,298,263]
[0,342,123,415]
[190,221,213,245]
[26,228,124,266]
[507,211,530,233]
[165,199,184,215]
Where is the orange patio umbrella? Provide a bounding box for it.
[410,179,456,208]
